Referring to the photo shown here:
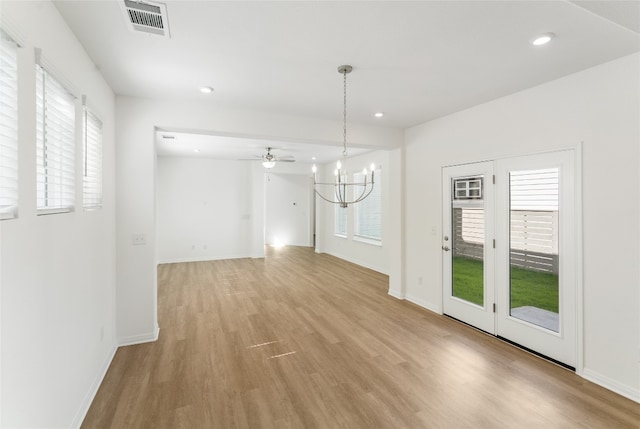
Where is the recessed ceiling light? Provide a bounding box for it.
[374,112,384,118]
[312,156,317,161]
[193,149,200,153]
[532,32,555,46]
[200,86,214,94]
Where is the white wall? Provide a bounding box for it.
[404,54,640,401]
[0,2,116,427]
[157,157,254,263]
[265,172,312,247]
[116,96,403,346]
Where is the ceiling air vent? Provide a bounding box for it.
[121,0,170,38]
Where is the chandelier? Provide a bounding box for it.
[312,65,375,208]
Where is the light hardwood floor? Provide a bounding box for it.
[82,246,640,428]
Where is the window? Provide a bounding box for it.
[334,175,347,236]
[0,30,19,219]
[354,169,382,242]
[83,101,103,210]
[36,62,76,214]
[454,177,483,200]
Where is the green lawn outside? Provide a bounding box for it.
[452,256,558,313]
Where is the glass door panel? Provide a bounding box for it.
[509,168,559,332]
[452,176,485,306]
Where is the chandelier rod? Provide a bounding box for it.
[342,66,348,157]
[312,64,375,208]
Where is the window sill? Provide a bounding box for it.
[0,206,18,220]
[37,207,74,216]
[353,236,382,247]
[334,233,348,239]
[83,205,102,212]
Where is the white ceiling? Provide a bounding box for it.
[53,0,639,160]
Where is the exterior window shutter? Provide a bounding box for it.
[83,101,102,210]
[36,61,76,214]
[0,30,19,219]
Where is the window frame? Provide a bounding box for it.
[353,168,382,244]
[35,60,77,215]
[82,99,103,211]
[0,29,19,220]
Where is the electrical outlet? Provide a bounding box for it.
[132,233,146,245]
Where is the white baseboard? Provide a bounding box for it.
[388,288,404,300]
[405,294,442,314]
[72,327,161,427]
[71,344,118,429]
[118,326,160,347]
[581,368,640,403]
[157,254,252,264]
[323,250,387,275]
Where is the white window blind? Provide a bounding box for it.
[83,102,102,210]
[334,175,347,236]
[354,169,382,242]
[36,63,76,214]
[335,205,347,236]
[0,30,19,220]
[510,168,559,211]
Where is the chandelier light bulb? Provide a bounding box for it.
[336,160,342,170]
[370,163,375,171]
[362,168,367,175]
[312,164,317,173]
[334,169,338,176]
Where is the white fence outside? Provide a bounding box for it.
[453,207,559,274]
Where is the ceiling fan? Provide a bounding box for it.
[253,147,296,169]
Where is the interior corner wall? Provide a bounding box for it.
[0,1,117,427]
[115,96,403,348]
[403,53,640,401]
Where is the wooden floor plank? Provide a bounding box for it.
[82,246,640,428]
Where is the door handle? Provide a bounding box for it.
[442,246,450,251]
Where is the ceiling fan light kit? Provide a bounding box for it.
[260,147,294,169]
[312,65,375,208]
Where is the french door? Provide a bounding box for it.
[442,150,577,367]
